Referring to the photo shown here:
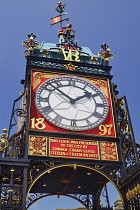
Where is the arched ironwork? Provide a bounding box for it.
[26,193,93,210]
[26,163,123,209]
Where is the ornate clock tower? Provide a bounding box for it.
[0,2,140,210]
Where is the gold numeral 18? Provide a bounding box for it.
[30,118,46,130]
[99,124,113,136]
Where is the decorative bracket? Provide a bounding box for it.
[112,83,139,175]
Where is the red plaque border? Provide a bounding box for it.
[49,137,100,160]
[28,135,119,161]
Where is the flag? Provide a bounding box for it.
[51,16,61,25]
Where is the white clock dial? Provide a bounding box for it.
[35,76,109,131]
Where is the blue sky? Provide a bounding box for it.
[0,0,140,209]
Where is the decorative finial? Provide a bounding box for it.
[98,43,114,62]
[28,32,36,40]
[22,32,40,55]
[112,83,119,96]
[0,129,9,152]
[55,2,66,13]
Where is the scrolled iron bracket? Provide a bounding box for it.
[112,83,139,172]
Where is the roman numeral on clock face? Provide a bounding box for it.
[39,96,49,102]
[68,79,75,86]
[46,81,63,91]
[55,80,63,87]
[54,115,62,123]
[96,103,105,108]
[71,120,77,127]
[86,119,92,126]
[42,106,52,114]
[92,112,102,118]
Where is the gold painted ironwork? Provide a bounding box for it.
[26,164,123,205]
[22,32,40,55]
[43,162,54,168]
[73,164,77,170]
[126,184,140,200]
[98,43,114,62]
[0,129,9,151]
[65,62,76,70]
[112,83,139,167]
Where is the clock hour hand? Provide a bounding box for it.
[72,91,92,104]
[49,83,73,102]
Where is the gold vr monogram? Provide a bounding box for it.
[41,47,94,62]
[60,48,94,62]
[61,48,80,62]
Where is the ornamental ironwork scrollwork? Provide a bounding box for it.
[26,163,122,209]
[0,166,24,208]
[6,125,25,159]
[123,174,140,208]
[6,90,27,159]
[0,186,22,207]
[95,164,121,186]
[26,162,80,208]
[112,84,139,173]
[1,166,23,185]
[27,161,55,185]
[26,193,52,209]
[26,193,93,209]
[14,108,26,117]
[8,90,27,138]
[70,194,93,209]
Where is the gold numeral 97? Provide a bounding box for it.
[99,124,113,136]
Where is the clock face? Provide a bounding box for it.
[35,76,109,131]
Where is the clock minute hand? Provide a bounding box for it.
[49,83,73,102]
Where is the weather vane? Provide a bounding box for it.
[50,2,69,28]
[49,2,81,50]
